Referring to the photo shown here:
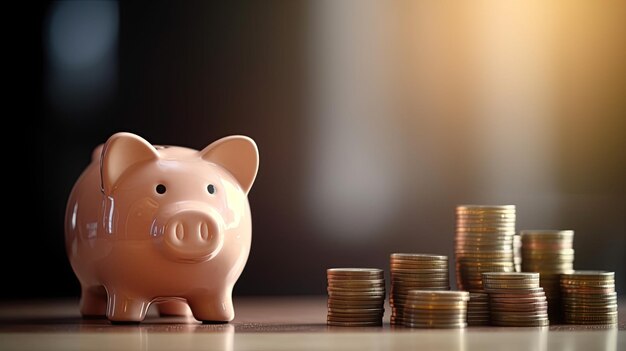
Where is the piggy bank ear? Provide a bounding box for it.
[100,132,159,195]
[200,136,259,195]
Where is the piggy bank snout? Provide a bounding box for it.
[161,210,224,263]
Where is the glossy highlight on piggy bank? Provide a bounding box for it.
[65,132,259,323]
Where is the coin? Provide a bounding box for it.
[467,292,489,324]
[561,304,617,313]
[519,230,576,322]
[482,272,539,279]
[327,267,386,327]
[490,301,548,312]
[488,287,546,296]
[563,317,618,325]
[392,275,448,281]
[328,279,385,286]
[327,307,384,314]
[327,286,386,292]
[327,268,384,277]
[398,290,469,329]
[328,301,383,309]
[456,204,516,211]
[482,271,549,327]
[493,319,549,327]
[327,321,383,327]
[391,266,442,276]
[455,206,517,292]
[327,314,383,322]
[389,253,452,325]
[391,253,448,261]
[560,270,617,325]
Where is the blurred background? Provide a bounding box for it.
[24,0,625,299]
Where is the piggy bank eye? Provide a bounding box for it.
[156,184,167,194]
[207,184,216,194]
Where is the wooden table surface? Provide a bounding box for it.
[1,296,624,350]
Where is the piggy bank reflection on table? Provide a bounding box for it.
[65,132,259,323]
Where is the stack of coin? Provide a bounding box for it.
[403,290,469,328]
[513,234,522,272]
[467,292,490,326]
[389,253,450,325]
[483,272,549,327]
[326,268,385,326]
[521,230,574,321]
[561,271,618,325]
[455,205,516,292]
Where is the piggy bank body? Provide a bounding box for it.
[65,133,258,323]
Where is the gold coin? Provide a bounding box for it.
[328,294,386,300]
[484,285,540,292]
[484,278,540,286]
[522,244,574,251]
[491,312,549,321]
[327,267,383,273]
[469,292,489,298]
[522,265,574,273]
[390,253,448,261]
[328,301,383,309]
[563,319,617,325]
[560,280,615,288]
[392,280,449,286]
[328,296,385,303]
[562,305,617,313]
[492,319,549,327]
[456,236,514,243]
[403,321,467,328]
[456,204,515,211]
[391,277,449,284]
[391,274,450,287]
[405,290,469,300]
[403,316,467,323]
[564,311,618,318]
[327,312,385,319]
[456,230,516,236]
[327,268,384,277]
[328,285,385,291]
[391,264,446,271]
[561,271,614,280]
[328,306,383,312]
[467,311,490,316]
[520,229,573,237]
[391,267,448,273]
[482,272,539,279]
[327,320,383,327]
[562,297,617,304]
[392,286,450,293]
[328,280,387,285]
[392,270,448,276]
[490,302,547,312]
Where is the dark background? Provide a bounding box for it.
[17,1,625,299]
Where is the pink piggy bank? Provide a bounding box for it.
[65,132,259,323]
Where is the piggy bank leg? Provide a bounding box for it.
[157,300,193,317]
[105,291,150,323]
[80,286,107,318]
[188,290,234,323]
